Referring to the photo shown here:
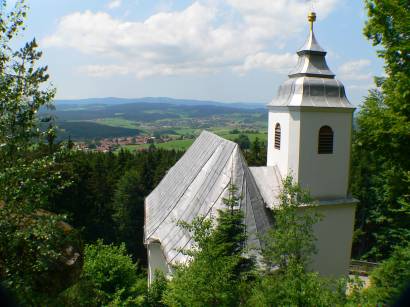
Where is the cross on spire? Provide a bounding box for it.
[308,11,316,31]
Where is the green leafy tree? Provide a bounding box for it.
[262,176,321,270]
[366,243,410,304]
[145,271,168,307]
[248,176,346,306]
[163,184,254,307]
[59,240,146,307]
[351,0,410,260]
[346,243,410,306]
[0,1,79,304]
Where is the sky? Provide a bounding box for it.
[14,0,384,105]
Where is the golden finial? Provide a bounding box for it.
[308,11,316,31]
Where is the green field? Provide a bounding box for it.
[118,128,267,153]
[212,129,267,143]
[93,118,143,130]
[121,139,194,152]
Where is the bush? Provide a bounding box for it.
[59,240,146,306]
[367,243,410,304]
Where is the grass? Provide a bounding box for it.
[121,139,194,152]
[211,128,267,143]
[157,139,194,150]
[117,128,268,152]
[93,118,142,130]
[172,128,200,135]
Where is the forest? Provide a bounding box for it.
[0,0,409,306]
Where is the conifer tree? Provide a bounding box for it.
[0,1,79,304]
[112,169,146,263]
[163,183,253,307]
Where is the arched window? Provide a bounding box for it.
[318,126,334,154]
[274,123,281,150]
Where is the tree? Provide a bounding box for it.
[0,1,79,304]
[248,176,346,306]
[58,240,146,306]
[262,176,321,270]
[234,134,251,150]
[163,184,254,307]
[351,0,410,260]
[245,137,267,166]
[112,169,146,263]
[366,243,410,304]
[144,271,168,307]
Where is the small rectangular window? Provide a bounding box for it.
[275,123,281,150]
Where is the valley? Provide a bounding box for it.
[47,97,269,152]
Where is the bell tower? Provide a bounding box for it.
[267,12,355,200]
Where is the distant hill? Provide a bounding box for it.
[54,97,266,109]
[45,101,266,123]
[57,122,141,140]
[40,97,268,141]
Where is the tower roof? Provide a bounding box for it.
[268,12,354,109]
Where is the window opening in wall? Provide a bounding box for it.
[275,123,281,150]
[318,125,334,154]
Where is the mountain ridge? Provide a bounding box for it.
[55,97,266,109]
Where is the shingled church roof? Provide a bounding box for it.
[144,131,272,265]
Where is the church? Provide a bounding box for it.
[144,12,357,284]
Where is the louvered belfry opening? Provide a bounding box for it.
[318,126,334,154]
[274,123,281,150]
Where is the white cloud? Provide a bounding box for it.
[43,0,340,78]
[338,59,372,81]
[107,0,122,9]
[234,52,297,74]
[78,64,129,77]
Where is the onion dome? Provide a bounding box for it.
[269,12,354,109]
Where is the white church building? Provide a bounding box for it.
[144,12,357,284]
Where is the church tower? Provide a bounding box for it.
[266,12,358,276]
[267,12,355,200]
[144,11,358,283]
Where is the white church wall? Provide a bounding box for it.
[288,111,301,180]
[298,110,353,199]
[147,242,170,285]
[301,201,357,277]
[267,109,291,177]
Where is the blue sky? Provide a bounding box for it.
[16,0,384,105]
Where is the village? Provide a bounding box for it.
[73,134,176,152]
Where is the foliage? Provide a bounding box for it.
[48,148,183,264]
[234,134,251,150]
[144,271,168,307]
[112,169,146,262]
[0,0,80,304]
[247,176,347,306]
[366,243,410,304]
[163,184,254,307]
[58,240,146,306]
[248,266,347,307]
[244,137,267,166]
[345,244,410,306]
[56,121,142,140]
[262,176,321,270]
[351,0,410,260]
